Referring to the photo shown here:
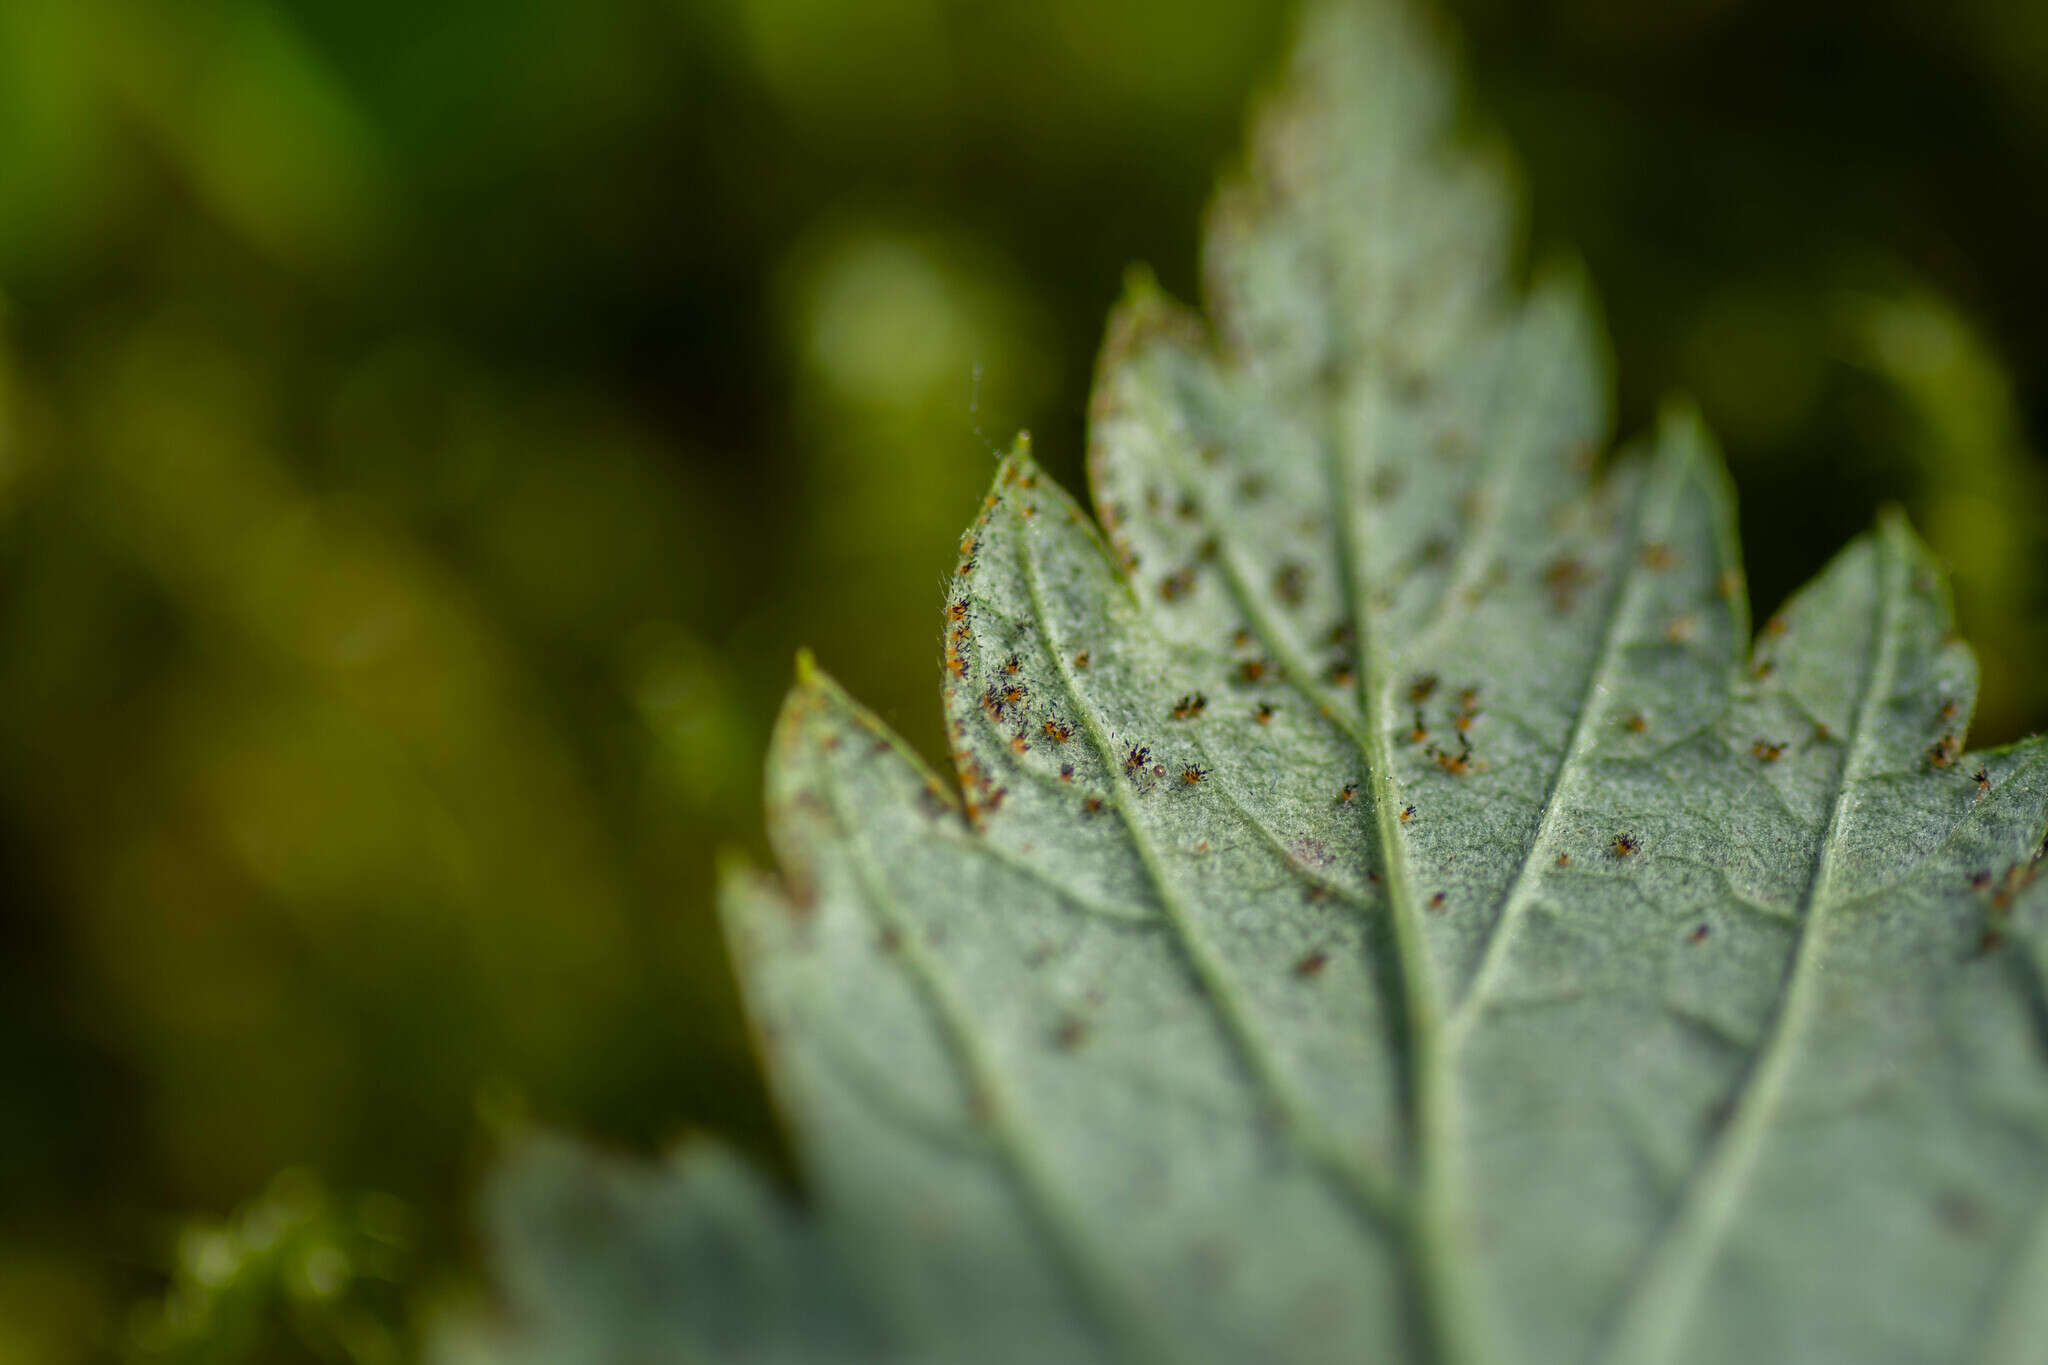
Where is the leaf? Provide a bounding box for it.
[444,1,2048,1361]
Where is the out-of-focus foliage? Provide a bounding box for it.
[0,0,2041,1359]
[125,1169,416,1365]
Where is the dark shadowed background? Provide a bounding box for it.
[1,0,2044,1358]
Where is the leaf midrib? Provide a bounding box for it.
[1326,387,1480,1365]
[1299,125,1502,1358]
[1163,282,1607,1365]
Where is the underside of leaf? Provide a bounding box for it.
[446,2,2048,1362]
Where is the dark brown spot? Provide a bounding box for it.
[1937,1191,1986,1237]
[1274,561,1308,608]
[1542,556,1590,612]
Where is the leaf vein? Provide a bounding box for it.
[1013,492,1409,1227]
[1448,450,1686,1033]
[1593,520,1908,1365]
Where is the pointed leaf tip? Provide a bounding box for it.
[1876,501,1915,538]
[1120,262,1164,305]
[1654,392,1707,434]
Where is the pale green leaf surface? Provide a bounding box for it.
[446,2,2048,1361]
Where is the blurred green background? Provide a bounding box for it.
[1,0,2044,1359]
